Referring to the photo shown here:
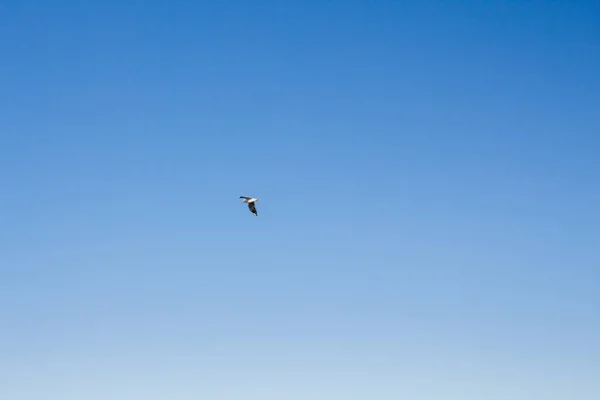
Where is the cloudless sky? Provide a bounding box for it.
[1,1,599,399]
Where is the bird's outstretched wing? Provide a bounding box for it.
[240,196,250,200]
[248,202,258,216]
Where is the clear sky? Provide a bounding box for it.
[1,1,599,399]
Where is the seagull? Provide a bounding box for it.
[240,196,259,216]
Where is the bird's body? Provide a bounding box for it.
[240,196,259,216]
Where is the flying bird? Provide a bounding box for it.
[240,196,259,216]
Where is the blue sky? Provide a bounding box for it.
[1,1,599,399]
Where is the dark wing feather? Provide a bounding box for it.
[248,202,258,216]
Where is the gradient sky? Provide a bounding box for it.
[1,1,599,399]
